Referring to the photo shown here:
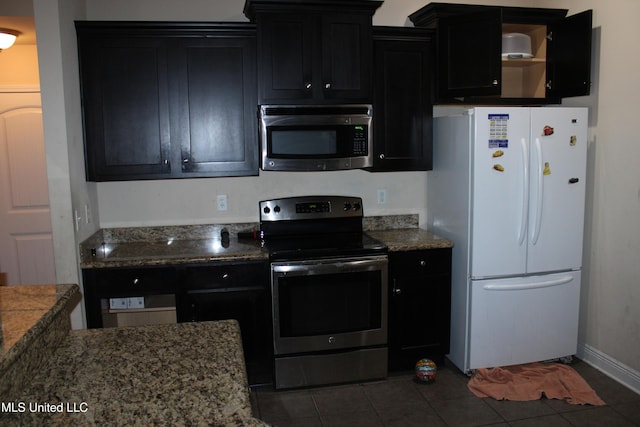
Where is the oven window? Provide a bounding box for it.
[277,271,382,337]
[270,129,337,156]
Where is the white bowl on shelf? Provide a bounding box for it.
[502,33,533,59]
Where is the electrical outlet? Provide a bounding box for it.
[109,298,128,310]
[216,194,228,211]
[127,297,145,309]
[377,189,387,205]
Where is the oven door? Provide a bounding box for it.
[271,255,388,355]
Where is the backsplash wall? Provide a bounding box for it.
[96,170,429,228]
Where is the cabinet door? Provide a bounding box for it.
[437,10,502,99]
[171,36,259,177]
[372,30,433,171]
[320,13,372,101]
[257,12,372,104]
[176,261,272,385]
[546,10,593,99]
[257,13,315,103]
[388,249,452,369]
[78,35,172,180]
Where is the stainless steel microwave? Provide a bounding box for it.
[259,105,373,171]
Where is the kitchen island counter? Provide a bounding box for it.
[1,319,267,426]
[0,284,80,401]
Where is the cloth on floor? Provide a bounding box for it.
[467,362,606,406]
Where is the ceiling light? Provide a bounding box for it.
[0,29,20,51]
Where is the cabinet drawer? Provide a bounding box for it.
[181,261,268,290]
[84,267,177,296]
[389,248,451,275]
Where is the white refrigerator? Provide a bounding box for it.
[428,106,588,373]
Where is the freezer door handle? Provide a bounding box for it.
[518,138,529,245]
[482,275,574,291]
[531,137,544,245]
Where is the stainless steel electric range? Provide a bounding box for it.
[259,195,388,389]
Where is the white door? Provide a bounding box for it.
[468,270,581,370]
[0,91,56,285]
[470,107,530,278]
[527,108,588,273]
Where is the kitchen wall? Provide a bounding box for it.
[543,0,640,391]
[0,45,39,85]
[28,0,639,391]
[88,0,534,229]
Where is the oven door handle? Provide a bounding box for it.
[272,256,387,276]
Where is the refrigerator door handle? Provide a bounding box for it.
[518,137,529,245]
[482,275,574,291]
[531,137,544,245]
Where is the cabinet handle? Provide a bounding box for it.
[305,82,312,90]
[324,83,331,89]
[546,80,552,90]
[183,158,189,164]
[379,154,385,160]
[222,273,229,280]
[492,79,499,86]
[163,159,169,165]
[132,277,140,285]
[419,260,427,268]
[392,279,401,295]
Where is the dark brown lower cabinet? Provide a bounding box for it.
[388,248,452,370]
[82,260,272,386]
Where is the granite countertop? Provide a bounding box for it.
[367,228,454,252]
[0,284,79,379]
[1,320,268,426]
[83,237,268,268]
[79,216,453,269]
[80,222,268,269]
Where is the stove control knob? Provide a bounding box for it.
[328,336,335,344]
[343,202,352,211]
[274,205,281,213]
[263,206,271,214]
[353,202,361,211]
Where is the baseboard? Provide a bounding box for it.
[577,343,640,394]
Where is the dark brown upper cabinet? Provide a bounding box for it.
[76,22,258,181]
[371,27,434,171]
[409,3,593,104]
[244,0,382,105]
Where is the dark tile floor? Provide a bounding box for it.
[250,359,640,426]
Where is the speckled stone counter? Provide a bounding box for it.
[367,228,454,252]
[79,216,452,269]
[1,320,268,426]
[80,222,268,269]
[0,284,80,401]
